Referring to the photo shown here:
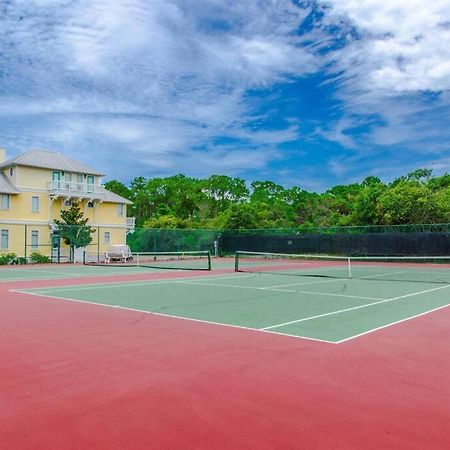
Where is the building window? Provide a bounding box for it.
[0,194,10,210]
[65,173,72,190]
[64,200,72,207]
[9,168,13,176]
[77,174,83,191]
[31,230,39,249]
[87,175,94,193]
[87,201,94,208]
[104,231,111,244]
[52,171,61,190]
[31,196,40,212]
[117,204,124,216]
[1,229,9,249]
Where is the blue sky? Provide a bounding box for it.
[1,0,449,191]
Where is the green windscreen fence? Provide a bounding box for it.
[2,223,450,261]
[126,228,221,254]
[219,224,450,257]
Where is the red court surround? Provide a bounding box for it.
[0,271,449,449]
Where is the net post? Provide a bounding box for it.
[83,250,86,265]
[207,251,211,271]
[235,251,239,272]
[347,257,352,279]
[137,252,140,267]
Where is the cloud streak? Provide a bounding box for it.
[0,0,449,190]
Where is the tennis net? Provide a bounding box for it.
[234,251,450,284]
[84,250,211,271]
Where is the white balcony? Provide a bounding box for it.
[126,217,136,231]
[48,181,106,199]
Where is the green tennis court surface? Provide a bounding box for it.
[17,270,450,343]
[0,257,235,282]
[0,265,164,281]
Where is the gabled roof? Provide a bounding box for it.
[0,173,19,194]
[0,150,105,176]
[103,189,132,205]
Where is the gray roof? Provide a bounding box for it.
[0,173,19,194]
[103,189,132,204]
[0,150,105,176]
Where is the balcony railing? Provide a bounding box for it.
[126,217,136,231]
[48,181,106,199]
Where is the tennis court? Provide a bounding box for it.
[0,251,215,282]
[1,252,449,449]
[11,252,450,343]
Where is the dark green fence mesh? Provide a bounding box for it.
[126,228,221,254]
[218,224,450,257]
[125,224,450,257]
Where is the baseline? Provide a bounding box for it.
[13,288,335,345]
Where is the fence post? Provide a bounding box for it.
[24,224,27,259]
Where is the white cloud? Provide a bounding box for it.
[1,1,449,188]
[324,0,450,93]
[0,0,316,178]
[315,0,450,180]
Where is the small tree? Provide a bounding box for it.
[54,201,95,262]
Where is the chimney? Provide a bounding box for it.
[0,148,6,163]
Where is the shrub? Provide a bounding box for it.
[0,252,18,265]
[30,252,52,264]
[14,256,28,265]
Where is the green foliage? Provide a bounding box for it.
[120,168,450,230]
[30,252,52,264]
[104,180,131,199]
[54,201,95,261]
[250,181,285,203]
[0,252,26,264]
[143,215,188,229]
[0,252,18,265]
[352,179,386,225]
[15,256,28,265]
[217,204,260,229]
[377,182,436,224]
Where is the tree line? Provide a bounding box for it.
[104,169,450,229]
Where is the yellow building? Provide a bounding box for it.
[0,148,134,261]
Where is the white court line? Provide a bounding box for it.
[12,289,335,345]
[178,280,383,301]
[262,270,407,290]
[0,274,85,283]
[335,303,450,343]
[0,267,148,283]
[26,269,88,277]
[15,269,393,303]
[12,270,449,344]
[16,275,384,307]
[11,273,258,294]
[293,291,382,301]
[0,269,87,280]
[261,278,350,290]
[261,283,450,330]
[175,280,297,293]
[359,270,407,279]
